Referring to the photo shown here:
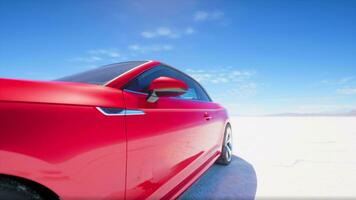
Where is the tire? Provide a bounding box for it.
[216,124,233,165]
[0,177,45,200]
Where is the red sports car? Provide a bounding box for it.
[0,60,232,200]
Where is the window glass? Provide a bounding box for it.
[180,88,197,100]
[55,61,147,85]
[192,81,211,102]
[125,65,211,102]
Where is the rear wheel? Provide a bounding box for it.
[0,177,45,200]
[216,124,233,165]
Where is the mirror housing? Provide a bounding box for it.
[146,76,188,103]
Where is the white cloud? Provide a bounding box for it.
[320,77,354,85]
[88,49,121,58]
[211,11,224,20]
[338,87,356,95]
[141,27,180,39]
[194,10,224,21]
[71,56,102,63]
[128,44,173,53]
[186,68,254,84]
[185,68,258,102]
[235,82,258,96]
[194,11,209,21]
[156,27,173,36]
[213,83,258,101]
[141,26,196,39]
[141,31,156,38]
[185,27,196,35]
[70,49,123,63]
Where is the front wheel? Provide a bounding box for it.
[216,124,233,165]
[0,177,44,200]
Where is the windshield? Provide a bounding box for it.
[55,61,148,85]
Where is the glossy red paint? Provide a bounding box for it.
[149,76,188,92]
[0,78,125,107]
[0,61,229,199]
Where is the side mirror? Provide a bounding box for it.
[146,76,188,103]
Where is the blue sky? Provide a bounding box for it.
[1,0,356,115]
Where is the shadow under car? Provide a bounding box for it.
[179,155,257,200]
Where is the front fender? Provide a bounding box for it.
[0,101,127,199]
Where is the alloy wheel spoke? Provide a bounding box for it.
[226,133,232,144]
[225,143,232,160]
[226,128,232,143]
[223,126,233,162]
[226,146,231,160]
[226,143,232,154]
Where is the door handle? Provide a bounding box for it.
[204,112,212,121]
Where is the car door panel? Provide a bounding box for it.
[123,91,221,199]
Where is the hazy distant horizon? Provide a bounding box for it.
[231,109,356,117]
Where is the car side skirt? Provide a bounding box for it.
[164,151,221,200]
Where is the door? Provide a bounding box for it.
[122,65,222,199]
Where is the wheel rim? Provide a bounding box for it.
[225,126,233,162]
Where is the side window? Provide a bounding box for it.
[124,66,162,93]
[192,82,211,102]
[124,65,211,102]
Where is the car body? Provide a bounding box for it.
[0,60,231,199]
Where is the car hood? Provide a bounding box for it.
[0,78,124,107]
